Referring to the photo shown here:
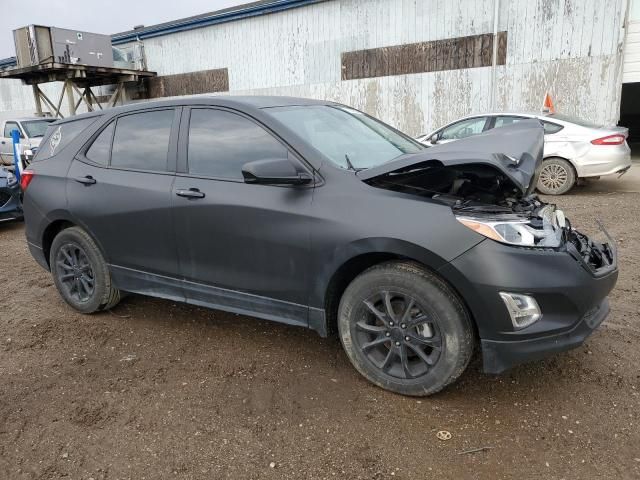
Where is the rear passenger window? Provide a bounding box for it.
[111,110,174,172]
[494,116,527,128]
[188,109,287,179]
[85,122,114,165]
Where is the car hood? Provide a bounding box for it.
[358,120,545,197]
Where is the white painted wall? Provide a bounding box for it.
[624,0,640,83]
[0,0,630,134]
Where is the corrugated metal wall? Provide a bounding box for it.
[0,0,630,135]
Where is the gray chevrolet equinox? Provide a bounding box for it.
[21,96,618,396]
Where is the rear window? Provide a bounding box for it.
[546,113,600,128]
[33,117,98,162]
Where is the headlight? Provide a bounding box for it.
[456,213,563,248]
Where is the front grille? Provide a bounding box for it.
[0,191,11,207]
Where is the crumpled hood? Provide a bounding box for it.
[358,120,545,197]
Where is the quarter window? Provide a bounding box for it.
[542,121,564,134]
[111,110,174,172]
[188,109,287,179]
[86,122,114,166]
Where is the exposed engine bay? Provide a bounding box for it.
[365,160,615,272]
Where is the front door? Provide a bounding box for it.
[172,107,314,325]
[67,108,181,298]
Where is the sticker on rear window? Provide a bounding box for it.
[49,126,62,156]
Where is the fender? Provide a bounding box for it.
[309,236,451,310]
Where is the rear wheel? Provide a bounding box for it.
[537,157,576,195]
[338,261,474,396]
[50,226,120,313]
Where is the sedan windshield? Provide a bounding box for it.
[22,119,56,138]
[266,105,424,169]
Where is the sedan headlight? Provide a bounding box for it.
[456,213,563,248]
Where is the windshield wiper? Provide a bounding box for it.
[344,154,366,172]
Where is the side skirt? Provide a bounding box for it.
[109,265,325,333]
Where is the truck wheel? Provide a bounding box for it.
[338,261,474,396]
[537,157,576,195]
[50,226,120,313]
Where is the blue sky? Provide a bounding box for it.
[0,0,245,59]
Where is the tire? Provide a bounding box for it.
[49,226,120,313]
[537,157,576,195]
[338,261,474,396]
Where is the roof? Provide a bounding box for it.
[50,94,335,124]
[111,0,327,44]
[0,1,327,67]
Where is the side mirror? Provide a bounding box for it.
[242,158,313,186]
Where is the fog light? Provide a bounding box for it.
[499,292,541,329]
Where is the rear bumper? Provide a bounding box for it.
[481,298,609,374]
[575,143,631,177]
[28,241,49,270]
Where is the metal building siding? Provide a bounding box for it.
[624,0,640,83]
[0,0,630,133]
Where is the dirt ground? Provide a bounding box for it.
[1,180,639,480]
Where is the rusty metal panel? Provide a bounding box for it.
[145,68,229,98]
[341,32,507,81]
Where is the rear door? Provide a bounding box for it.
[172,107,314,325]
[67,108,181,297]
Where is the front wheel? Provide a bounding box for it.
[338,262,474,396]
[50,226,121,313]
[537,157,576,195]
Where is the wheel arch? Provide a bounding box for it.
[316,238,477,338]
[41,215,107,269]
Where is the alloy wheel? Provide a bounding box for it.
[539,163,569,192]
[354,291,442,379]
[55,243,95,303]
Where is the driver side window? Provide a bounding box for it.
[440,117,488,140]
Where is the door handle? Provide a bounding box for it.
[75,175,96,185]
[176,188,205,199]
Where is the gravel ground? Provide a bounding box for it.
[0,186,639,480]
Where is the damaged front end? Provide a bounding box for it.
[360,121,615,273]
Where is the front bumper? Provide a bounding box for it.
[438,232,618,373]
[481,298,609,374]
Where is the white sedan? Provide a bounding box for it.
[416,113,632,195]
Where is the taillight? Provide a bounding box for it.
[591,134,626,145]
[20,170,34,191]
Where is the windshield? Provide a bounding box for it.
[22,119,56,138]
[266,105,424,169]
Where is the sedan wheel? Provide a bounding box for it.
[338,261,474,396]
[537,158,576,195]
